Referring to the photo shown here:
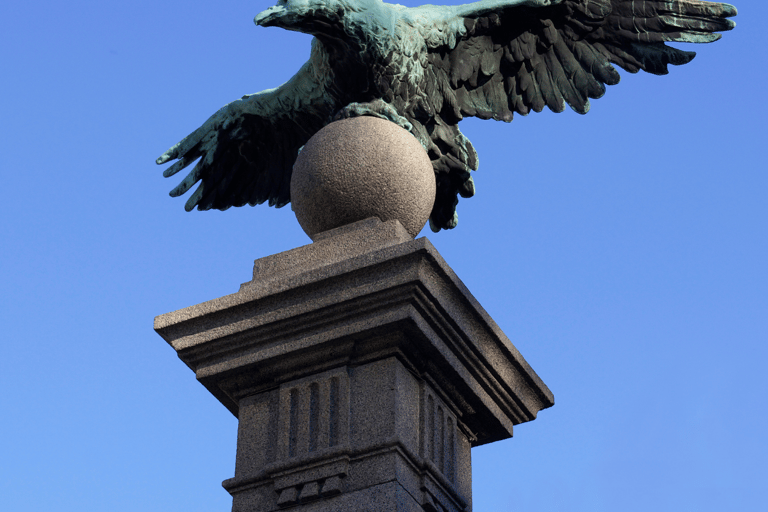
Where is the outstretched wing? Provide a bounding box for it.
[425,0,736,121]
[157,40,339,212]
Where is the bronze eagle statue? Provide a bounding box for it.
[157,0,736,232]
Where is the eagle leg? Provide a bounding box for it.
[332,99,431,150]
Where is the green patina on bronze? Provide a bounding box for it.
[157,0,736,232]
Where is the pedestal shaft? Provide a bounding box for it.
[155,219,554,512]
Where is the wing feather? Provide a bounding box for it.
[427,0,735,120]
[156,40,339,213]
[417,0,733,232]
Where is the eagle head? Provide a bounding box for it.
[256,0,344,34]
[255,0,389,39]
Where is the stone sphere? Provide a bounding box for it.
[291,117,436,240]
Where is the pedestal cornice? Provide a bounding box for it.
[154,218,553,447]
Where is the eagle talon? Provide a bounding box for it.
[333,100,414,133]
[333,100,434,151]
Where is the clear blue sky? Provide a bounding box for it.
[2,1,765,511]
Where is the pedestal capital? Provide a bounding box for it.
[155,218,553,444]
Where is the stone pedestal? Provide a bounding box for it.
[154,218,553,512]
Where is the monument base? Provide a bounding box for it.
[154,218,553,511]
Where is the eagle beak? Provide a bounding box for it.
[255,5,285,27]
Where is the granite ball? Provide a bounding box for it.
[291,117,436,240]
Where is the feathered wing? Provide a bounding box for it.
[417,0,734,231]
[428,0,736,121]
[157,40,340,212]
